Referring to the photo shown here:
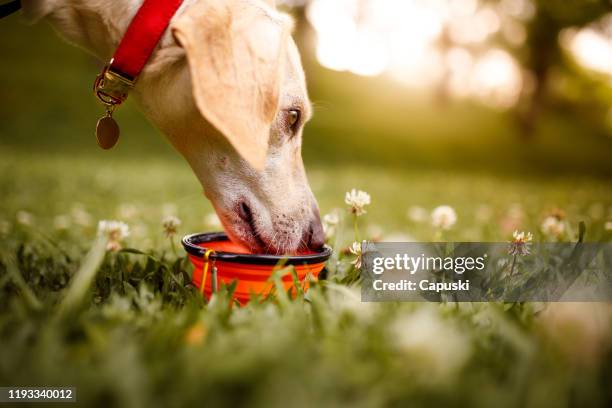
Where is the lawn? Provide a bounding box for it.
[1,11,612,408]
[0,149,611,407]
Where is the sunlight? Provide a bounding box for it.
[562,26,612,76]
[306,0,530,108]
[445,47,474,97]
[470,49,523,108]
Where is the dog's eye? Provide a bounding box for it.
[287,109,301,131]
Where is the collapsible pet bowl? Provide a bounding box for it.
[182,232,332,304]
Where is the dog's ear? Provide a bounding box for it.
[172,0,288,170]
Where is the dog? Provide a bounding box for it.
[20,0,325,254]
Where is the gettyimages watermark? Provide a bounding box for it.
[361,241,612,302]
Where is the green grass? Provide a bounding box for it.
[0,149,610,245]
[1,11,612,408]
[1,150,611,407]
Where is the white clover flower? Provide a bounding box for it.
[322,212,339,238]
[53,215,72,230]
[540,216,565,238]
[349,241,363,269]
[407,206,428,223]
[431,205,457,230]
[390,307,471,382]
[508,230,533,256]
[16,211,34,226]
[97,220,130,251]
[345,189,371,216]
[162,215,182,237]
[512,230,533,243]
[605,221,612,231]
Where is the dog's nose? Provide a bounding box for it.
[304,206,325,250]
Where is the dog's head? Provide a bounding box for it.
[137,0,324,254]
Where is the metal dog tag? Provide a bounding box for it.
[96,113,120,150]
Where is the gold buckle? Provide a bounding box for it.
[93,62,135,107]
[200,249,216,295]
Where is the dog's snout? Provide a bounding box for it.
[229,199,325,254]
[304,207,325,251]
[238,201,253,223]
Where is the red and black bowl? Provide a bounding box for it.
[182,232,332,304]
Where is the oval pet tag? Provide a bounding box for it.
[96,115,120,149]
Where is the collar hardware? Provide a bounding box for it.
[91,0,185,150]
[93,63,135,107]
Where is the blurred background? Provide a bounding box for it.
[289,0,612,174]
[1,0,611,243]
[1,0,612,171]
[1,2,612,406]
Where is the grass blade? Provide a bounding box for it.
[56,236,107,319]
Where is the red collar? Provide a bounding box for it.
[94,0,184,107]
[92,0,184,149]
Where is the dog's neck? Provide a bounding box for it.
[21,0,144,60]
[21,0,187,72]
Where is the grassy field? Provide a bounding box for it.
[1,149,611,407]
[1,149,612,245]
[1,11,612,408]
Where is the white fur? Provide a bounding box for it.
[21,0,324,253]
